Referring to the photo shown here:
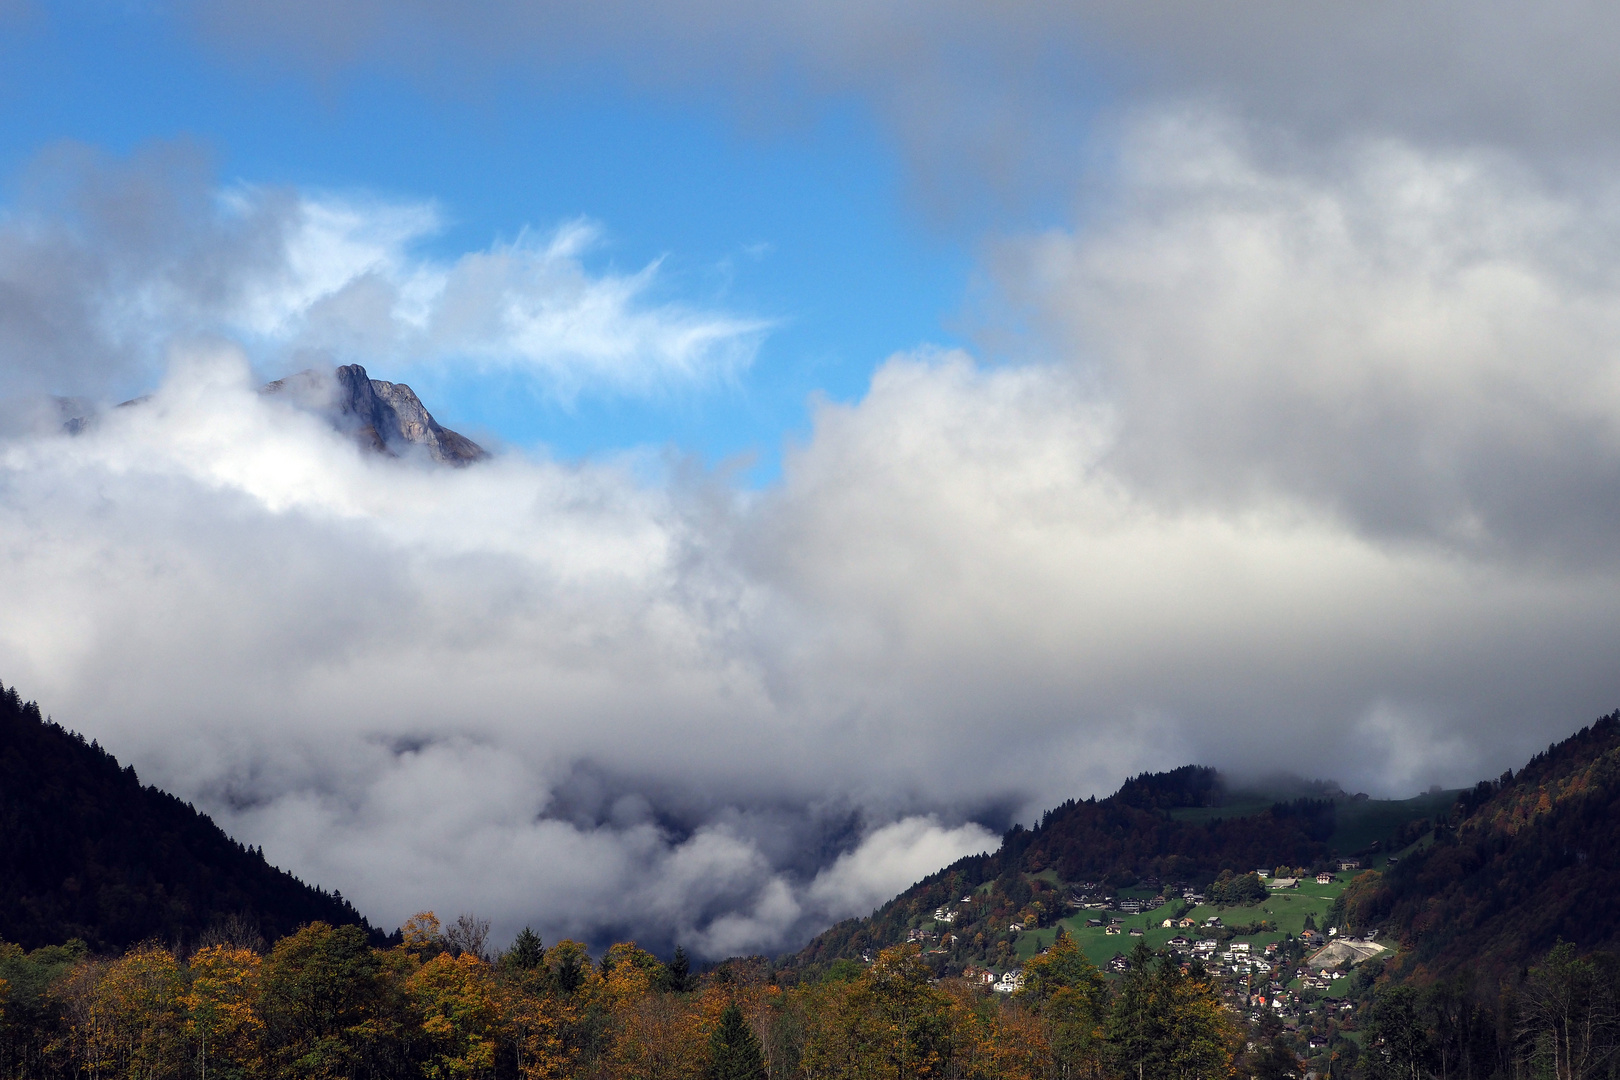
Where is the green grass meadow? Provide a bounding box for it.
[1015,874,1352,970]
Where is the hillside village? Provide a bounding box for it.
[844,842,1408,1074]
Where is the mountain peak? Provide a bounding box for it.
[262,364,487,465]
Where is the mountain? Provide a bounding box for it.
[57,362,487,465]
[787,711,1620,988]
[0,680,375,952]
[785,767,1456,976]
[1373,710,1620,982]
[261,363,487,465]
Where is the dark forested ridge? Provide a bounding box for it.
[1377,710,1620,982]
[0,680,372,952]
[788,767,1351,972]
[791,709,1620,986]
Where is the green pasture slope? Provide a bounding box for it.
[1014,873,1354,973]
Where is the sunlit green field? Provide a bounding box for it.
[1013,874,1353,971]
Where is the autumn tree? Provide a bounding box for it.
[1021,930,1107,1078]
[183,945,264,1080]
[1518,942,1620,1080]
[1107,943,1236,1080]
[1364,986,1431,1080]
[410,951,504,1080]
[801,945,955,1079]
[257,922,382,1080]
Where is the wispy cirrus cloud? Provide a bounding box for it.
[0,143,766,405]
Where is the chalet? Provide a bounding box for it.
[1107,953,1132,973]
[1270,877,1299,890]
[1128,927,1145,936]
[1086,918,1104,927]
[1167,935,1192,948]
[1338,860,1360,872]
[1178,917,1197,928]
[1316,872,1334,884]
[1204,916,1223,927]
[1105,925,1122,935]
[1194,939,1218,953]
[934,907,957,922]
[962,966,995,985]
[993,970,1025,994]
[1254,869,1271,878]
[1162,918,1176,928]
[1009,923,1024,933]
[1231,942,1250,953]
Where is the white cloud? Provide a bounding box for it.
[1000,111,1620,562]
[807,818,997,920]
[0,148,764,403]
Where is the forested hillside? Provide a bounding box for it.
[1374,710,1620,982]
[0,680,372,952]
[788,767,1361,974]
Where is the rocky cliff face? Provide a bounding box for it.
[260,364,487,465]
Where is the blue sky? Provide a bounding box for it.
[0,2,995,477]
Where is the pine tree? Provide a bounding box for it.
[708,1002,766,1080]
[506,928,544,970]
[668,945,692,992]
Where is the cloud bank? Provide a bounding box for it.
[186,0,1620,211]
[7,118,1620,956]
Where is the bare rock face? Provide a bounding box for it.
[261,364,487,466]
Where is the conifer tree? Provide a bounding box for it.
[506,928,544,970]
[708,1002,766,1080]
[668,945,691,992]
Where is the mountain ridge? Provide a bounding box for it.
[0,680,376,952]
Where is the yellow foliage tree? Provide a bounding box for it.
[800,945,955,1080]
[93,944,187,1080]
[183,945,264,1080]
[409,952,504,1080]
[608,985,705,1080]
[501,977,574,1080]
[402,912,446,958]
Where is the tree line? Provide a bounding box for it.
[1,918,1616,1080]
[0,920,1239,1080]
[1350,942,1620,1080]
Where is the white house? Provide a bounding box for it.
[993,970,1025,993]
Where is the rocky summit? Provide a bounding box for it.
[262,364,487,466]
